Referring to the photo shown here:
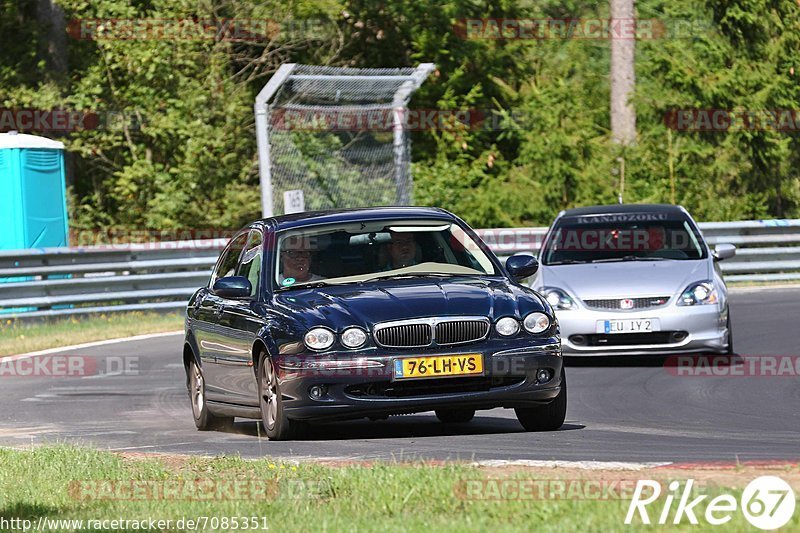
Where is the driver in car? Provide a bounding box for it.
[279,241,323,285]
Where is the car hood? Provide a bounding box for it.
[538,260,709,300]
[270,277,546,330]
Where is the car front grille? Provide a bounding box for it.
[374,323,432,348]
[569,331,687,346]
[582,296,670,310]
[373,318,490,348]
[435,320,490,345]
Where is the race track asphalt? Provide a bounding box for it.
[1,287,798,462]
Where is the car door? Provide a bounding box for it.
[192,232,248,402]
[212,228,266,405]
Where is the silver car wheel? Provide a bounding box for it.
[260,358,278,429]
[190,362,205,418]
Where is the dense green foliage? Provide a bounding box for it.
[1,0,798,230]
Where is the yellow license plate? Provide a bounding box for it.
[393,354,483,380]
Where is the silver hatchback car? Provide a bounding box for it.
[531,204,736,356]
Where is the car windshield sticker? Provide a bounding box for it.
[282,277,295,286]
[572,213,670,224]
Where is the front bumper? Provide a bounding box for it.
[556,303,728,356]
[273,340,563,421]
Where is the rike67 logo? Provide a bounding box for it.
[625,476,796,530]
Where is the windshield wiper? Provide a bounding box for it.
[546,259,593,265]
[593,255,668,263]
[360,273,453,283]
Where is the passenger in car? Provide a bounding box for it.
[382,231,419,270]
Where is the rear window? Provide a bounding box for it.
[541,212,707,264]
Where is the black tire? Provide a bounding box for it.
[435,408,476,423]
[515,369,567,432]
[725,311,734,355]
[258,354,297,440]
[188,360,233,431]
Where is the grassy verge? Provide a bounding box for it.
[0,446,797,532]
[0,312,184,356]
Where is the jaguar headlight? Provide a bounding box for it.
[495,317,520,337]
[523,312,550,334]
[304,327,335,351]
[678,281,718,306]
[340,327,367,349]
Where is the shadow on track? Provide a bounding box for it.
[565,353,743,368]
[224,416,585,441]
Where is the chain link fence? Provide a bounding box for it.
[254,64,435,216]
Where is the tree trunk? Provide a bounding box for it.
[36,0,68,78]
[610,0,636,145]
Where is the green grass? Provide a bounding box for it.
[0,312,184,356]
[0,446,795,532]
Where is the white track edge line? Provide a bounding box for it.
[3,330,184,362]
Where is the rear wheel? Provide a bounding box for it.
[188,360,233,431]
[258,355,298,440]
[515,369,567,432]
[435,408,475,424]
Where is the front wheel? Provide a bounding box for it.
[258,355,298,440]
[725,311,734,355]
[515,369,567,431]
[188,360,233,431]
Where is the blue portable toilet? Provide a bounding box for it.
[0,131,69,249]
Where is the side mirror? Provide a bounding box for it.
[506,253,539,281]
[713,243,736,261]
[213,276,252,299]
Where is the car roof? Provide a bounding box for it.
[258,206,456,231]
[560,203,688,218]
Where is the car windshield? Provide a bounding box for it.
[541,213,707,265]
[275,219,498,288]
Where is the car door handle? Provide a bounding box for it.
[212,303,224,315]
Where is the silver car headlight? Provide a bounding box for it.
[340,327,367,349]
[523,312,550,334]
[495,317,520,336]
[541,287,577,310]
[304,327,335,351]
[677,281,718,306]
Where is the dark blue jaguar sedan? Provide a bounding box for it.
[183,207,564,440]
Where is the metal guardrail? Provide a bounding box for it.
[2,219,799,319]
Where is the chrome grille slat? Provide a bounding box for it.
[583,296,670,310]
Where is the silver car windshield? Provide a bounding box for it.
[275,219,498,288]
[541,217,707,264]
